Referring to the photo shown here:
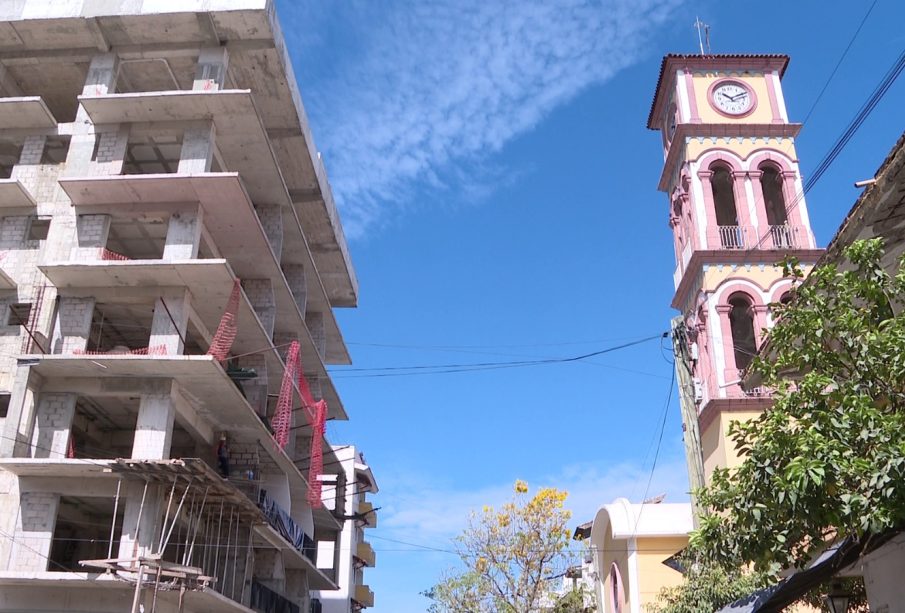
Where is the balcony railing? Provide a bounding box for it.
[769,224,799,249]
[718,225,746,249]
[737,369,771,397]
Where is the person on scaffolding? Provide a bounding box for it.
[217,433,230,478]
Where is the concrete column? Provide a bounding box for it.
[149,290,190,355]
[9,136,46,194]
[30,393,76,459]
[282,264,307,315]
[131,382,176,459]
[0,366,38,457]
[253,548,287,595]
[73,213,111,260]
[82,53,119,98]
[58,296,95,353]
[306,311,326,361]
[285,570,310,611]
[0,64,24,97]
[243,279,275,340]
[117,482,164,561]
[162,206,203,260]
[10,491,59,571]
[238,354,268,416]
[306,375,323,402]
[256,204,283,264]
[193,47,230,91]
[92,127,129,176]
[68,53,121,176]
[178,120,216,174]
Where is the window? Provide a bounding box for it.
[712,167,738,226]
[27,217,50,241]
[0,394,9,418]
[609,563,625,613]
[761,166,788,226]
[6,303,32,327]
[729,294,757,370]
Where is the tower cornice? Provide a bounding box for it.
[648,54,790,130]
[658,123,802,192]
[671,248,826,309]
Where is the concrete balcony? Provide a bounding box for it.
[0,179,36,211]
[0,97,58,130]
[355,540,376,568]
[38,258,346,421]
[353,584,375,608]
[358,501,377,528]
[57,170,349,366]
[24,355,315,505]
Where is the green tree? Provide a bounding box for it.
[692,239,905,572]
[650,556,769,613]
[425,481,577,612]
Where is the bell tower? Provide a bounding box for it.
[648,54,825,485]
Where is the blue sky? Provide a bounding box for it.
[277,1,905,610]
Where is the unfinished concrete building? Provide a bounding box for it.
[0,2,364,612]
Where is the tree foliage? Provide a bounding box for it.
[650,556,770,613]
[425,480,575,612]
[692,239,905,572]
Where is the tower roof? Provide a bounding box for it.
[647,54,790,129]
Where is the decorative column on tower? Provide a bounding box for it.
[648,54,825,485]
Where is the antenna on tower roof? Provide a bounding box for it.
[694,17,711,55]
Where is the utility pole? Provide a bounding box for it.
[671,316,706,526]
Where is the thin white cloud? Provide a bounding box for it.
[287,0,683,237]
[376,454,690,550]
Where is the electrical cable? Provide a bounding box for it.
[631,364,676,539]
[330,333,666,379]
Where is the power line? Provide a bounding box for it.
[747,40,905,253]
[631,365,676,539]
[330,333,666,379]
[800,0,879,126]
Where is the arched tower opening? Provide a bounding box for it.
[728,293,757,370]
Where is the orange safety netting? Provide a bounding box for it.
[73,345,168,355]
[207,279,241,362]
[66,435,75,459]
[270,340,329,508]
[99,248,130,261]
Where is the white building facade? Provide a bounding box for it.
[314,446,378,612]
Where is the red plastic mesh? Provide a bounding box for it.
[73,345,168,355]
[207,279,241,362]
[66,435,75,459]
[99,248,130,261]
[271,341,300,450]
[270,340,330,508]
[306,400,327,508]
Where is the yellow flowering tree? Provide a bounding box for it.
[425,481,574,612]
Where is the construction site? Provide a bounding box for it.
[0,1,377,612]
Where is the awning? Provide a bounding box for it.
[717,531,899,613]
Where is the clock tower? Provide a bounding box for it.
[648,54,825,486]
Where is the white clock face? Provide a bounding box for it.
[712,82,752,115]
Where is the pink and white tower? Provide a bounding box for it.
[648,54,824,484]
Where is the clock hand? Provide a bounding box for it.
[730,91,748,102]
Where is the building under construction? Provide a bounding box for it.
[0,1,373,611]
